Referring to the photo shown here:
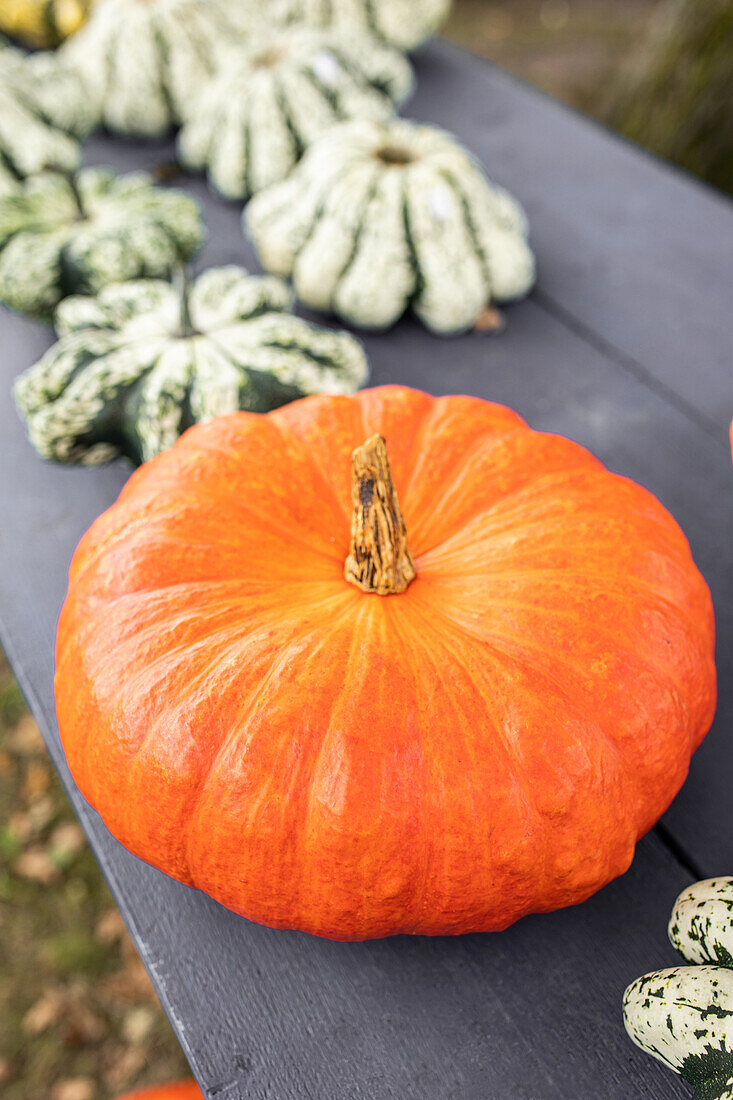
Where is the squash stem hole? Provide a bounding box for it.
[375,146,415,166]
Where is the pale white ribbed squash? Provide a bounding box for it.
[273,0,452,51]
[59,0,255,137]
[246,117,535,335]
[0,37,96,194]
[179,25,412,200]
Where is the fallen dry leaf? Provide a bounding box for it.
[8,714,44,755]
[22,759,51,798]
[473,304,505,332]
[102,1044,147,1093]
[101,936,158,1005]
[8,795,56,844]
[101,956,157,1006]
[14,846,60,884]
[52,1077,95,1100]
[50,822,86,859]
[23,990,65,1034]
[122,1005,156,1045]
[0,1056,17,1083]
[95,907,126,945]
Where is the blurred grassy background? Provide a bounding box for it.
[446,0,733,194]
[1,1,731,1096]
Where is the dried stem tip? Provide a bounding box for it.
[344,434,416,596]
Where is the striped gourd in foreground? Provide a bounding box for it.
[178,25,412,200]
[0,0,93,46]
[59,0,254,137]
[670,878,733,968]
[0,37,96,194]
[273,0,452,51]
[0,168,202,319]
[623,967,733,1099]
[623,878,733,1098]
[246,118,535,334]
[14,266,369,465]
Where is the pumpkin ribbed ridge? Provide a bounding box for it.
[179,25,412,200]
[246,118,535,333]
[15,266,369,464]
[55,387,716,940]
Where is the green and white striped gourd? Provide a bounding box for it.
[273,0,452,52]
[246,118,535,335]
[623,878,733,1099]
[0,168,202,319]
[59,0,254,137]
[14,265,369,465]
[0,37,96,195]
[623,967,733,1099]
[178,25,412,200]
[670,879,733,968]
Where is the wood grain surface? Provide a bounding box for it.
[1,40,731,1099]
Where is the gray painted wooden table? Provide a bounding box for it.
[1,39,732,1099]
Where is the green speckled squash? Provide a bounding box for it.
[59,0,253,137]
[623,966,733,1099]
[273,0,452,51]
[178,25,412,200]
[14,265,369,465]
[0,37,97,194]
[0,168,202,319]
[246,118,535,335]
[670,879,733,969]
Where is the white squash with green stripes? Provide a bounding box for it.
[14,266,369,466]
[0,168,203,320]
[0,37,97,195]
[670,879,733,969]
[59,0,255,137]
[178,25,412,200]
[273,0,452,51]
[246,118,535,334]
[623,966,733,1099]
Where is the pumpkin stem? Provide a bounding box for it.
[174,266,196,338]
[344,434,416,596]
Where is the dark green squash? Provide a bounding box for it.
[14,265,369,465]
[0,167,203,319]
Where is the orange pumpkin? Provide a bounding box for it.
[56,386,716,940]
[118,1083,202,1100]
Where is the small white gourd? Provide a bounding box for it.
[246,117,535,335]
[623,878,733,1099]
[178,26,412,200]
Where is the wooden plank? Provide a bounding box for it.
[0,206,723,1100]
[2,46,731,1097]
[411,41,733,438]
